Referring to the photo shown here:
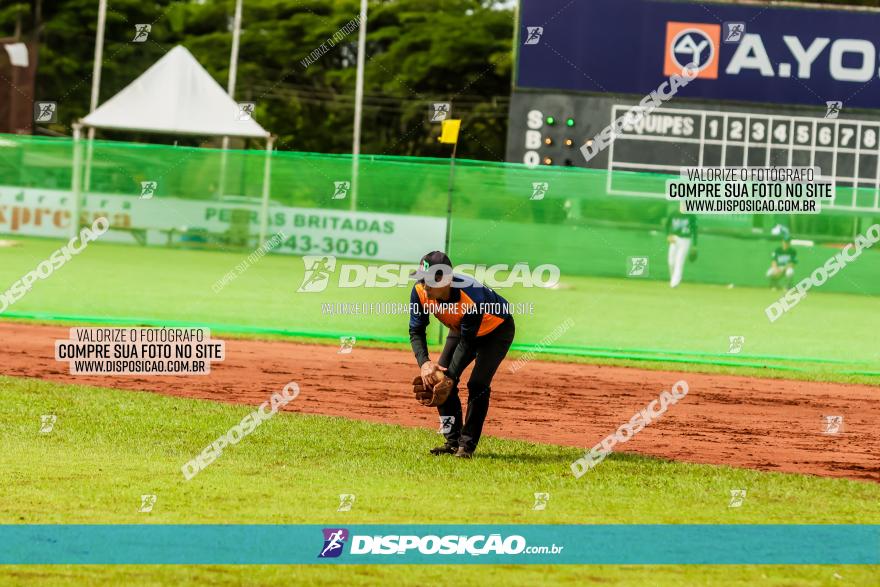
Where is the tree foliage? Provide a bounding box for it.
[2,0,513,159]
[6,0,879,159]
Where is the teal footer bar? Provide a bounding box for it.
[1,525,878,565]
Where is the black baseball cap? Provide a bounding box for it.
[410,251,453,283]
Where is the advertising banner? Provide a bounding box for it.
[0,186,444,262]
[519,0,880,108]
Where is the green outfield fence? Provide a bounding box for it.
[1,134,879,372]
[3,133,879,292]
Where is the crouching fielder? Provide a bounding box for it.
[408,251,515,459]
[767,238,797,289]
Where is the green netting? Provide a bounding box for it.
[0,134,878,370]
[2,133,880,294]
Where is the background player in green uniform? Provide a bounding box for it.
[767,237,797,290]
[665,206,698,288]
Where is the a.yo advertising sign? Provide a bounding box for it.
[518,0,880,108]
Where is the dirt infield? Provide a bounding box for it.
[2,321,877,482]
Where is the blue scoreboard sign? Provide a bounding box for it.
[518,0,880,109]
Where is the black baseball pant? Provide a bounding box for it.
[437,318,515,452]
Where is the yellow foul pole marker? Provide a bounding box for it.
[439,119,461,144]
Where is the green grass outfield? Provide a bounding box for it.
[0,237,878,383]
[1,376,879,585]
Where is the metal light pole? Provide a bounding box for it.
[88,0,107,117]
[84,0,107,191]
[228,0,243,99]
[218,0,244,197]
[350,0,368,211]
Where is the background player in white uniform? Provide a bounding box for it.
[665,207,698,288]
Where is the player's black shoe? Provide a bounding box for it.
[454,447,474,459]
[430,442,458,456]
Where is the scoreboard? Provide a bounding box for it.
[507,93,880,213]
[607,105,880,212]
[508,0,880,213]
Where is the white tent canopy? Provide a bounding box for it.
[73,45,274,243]
[82,45,269,138]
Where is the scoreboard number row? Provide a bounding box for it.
[700,117,877,149]
[608,105,880,210]
[622,111,879,150]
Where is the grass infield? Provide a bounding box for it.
[0,237,878,383]
[1,376,878,584]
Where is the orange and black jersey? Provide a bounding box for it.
[409,276,512,380]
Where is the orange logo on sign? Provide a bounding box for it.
[664,22,720,79]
